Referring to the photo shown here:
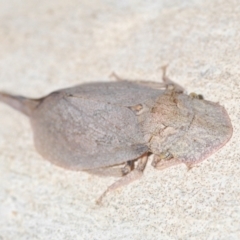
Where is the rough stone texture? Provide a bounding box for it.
[0,0,239,239]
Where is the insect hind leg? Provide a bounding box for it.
[96,153,149,204]
[86,160,135,177]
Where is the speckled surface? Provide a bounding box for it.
[0,0,239,239]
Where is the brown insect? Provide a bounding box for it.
[0,67,232,203]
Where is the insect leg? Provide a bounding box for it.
[109,72,125,81]
[96,153,148,204]
[121,160,134,175]
[160,65,185,93]
[152,152,181,170]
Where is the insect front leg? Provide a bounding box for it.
[152,151,182,170]
[109,72,126,81]
[160,65,185,93]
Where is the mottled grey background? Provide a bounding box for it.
[0,0,239,239]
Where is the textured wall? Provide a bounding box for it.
[0,0,239,239]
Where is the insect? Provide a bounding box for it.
[0,67,233,203]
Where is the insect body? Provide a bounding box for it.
[0,69,232,202]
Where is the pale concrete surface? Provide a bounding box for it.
[0,0,239,239]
